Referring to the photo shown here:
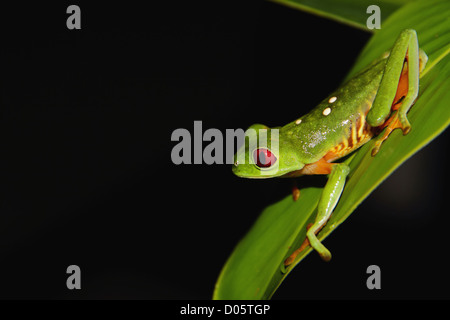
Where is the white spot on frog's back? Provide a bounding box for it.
[295,119,302,125]
[328,96,337,103]
[323,107,331,116]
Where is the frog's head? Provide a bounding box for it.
[232,124,305,178]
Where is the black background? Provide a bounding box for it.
[1,1,449,299]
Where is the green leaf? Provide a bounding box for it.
[270,0,415,31]
[214,0,450,300]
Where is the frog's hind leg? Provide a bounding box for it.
[368,29,428,156]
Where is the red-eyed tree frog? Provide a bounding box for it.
[232,29,428,265]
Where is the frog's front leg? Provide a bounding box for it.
[285,162,350,265]
[368,29,428,155]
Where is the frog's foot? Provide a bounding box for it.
[284,222,331,266]
[284,224,312,266]
[371,109,409,156]
[292,181,300,201]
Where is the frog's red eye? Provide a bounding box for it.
[253,148,277,168]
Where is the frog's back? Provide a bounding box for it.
[282,58,387,164]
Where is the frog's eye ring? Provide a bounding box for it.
[253,148,277,168]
